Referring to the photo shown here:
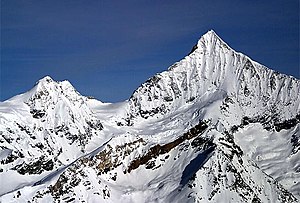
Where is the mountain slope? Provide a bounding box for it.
[0,76,105,196]
[0,30,299,202]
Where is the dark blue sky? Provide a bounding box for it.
[1,0,299,102]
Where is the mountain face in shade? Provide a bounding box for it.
[0,31,299,203]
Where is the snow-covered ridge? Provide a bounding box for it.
[128,30,300,123]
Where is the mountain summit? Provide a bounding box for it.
[0,31,299,202]
[128,31,299,123]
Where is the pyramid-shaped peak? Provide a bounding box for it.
[204,29,217,36]
[186,30,232,56]
[198,30,226,45]
[36,76,55,85]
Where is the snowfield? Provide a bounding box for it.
[0,30,299,203]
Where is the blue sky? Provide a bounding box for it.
[1,0,299,102]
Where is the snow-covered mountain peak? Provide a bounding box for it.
[24,76,98,128]
[128,31,299,125]
[187,30,230,56]
[0,31,299,203]
[0,75,104,151]
[33,76,77,99]
[197,29,221,45]
[128,30,236,120]
[36,75,54,84]
[0,76,105,196]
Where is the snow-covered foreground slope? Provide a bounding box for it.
[0,30,299,203]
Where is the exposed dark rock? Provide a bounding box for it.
[16,123,32,135]
[127,121,208,173]
[139,105,167,119]
[86,120,103,130]
[102,186,110,199]
[274,116,300,132]
[219,132,243,161]
[231,114,300,134]
[16,191,21,198]
[188,44,198,55]
[65,197,75,203]
[145,160,156,169]
[0,153,19,165]
[30,109,46,119]
[291,132,300,154]
[95,138,145,175]
[252,195,262,203]
[111,173,117,181]
[35,142,44,150]
[14,157,54,175]
[50,174,69,197]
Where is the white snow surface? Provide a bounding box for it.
[0,30,299,203]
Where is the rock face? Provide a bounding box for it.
[0,30,299,203]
